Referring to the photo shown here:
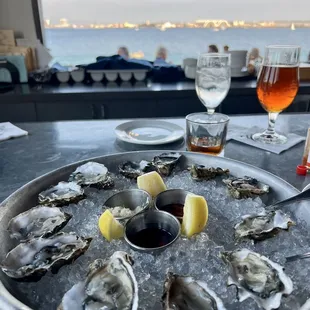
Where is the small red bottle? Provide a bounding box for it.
[297,128,310,175]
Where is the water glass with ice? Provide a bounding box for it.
[186,113,230,155]
[195,53,231,114]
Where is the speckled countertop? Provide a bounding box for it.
[1,114,310,203]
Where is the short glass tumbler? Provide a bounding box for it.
[186,113,230,155]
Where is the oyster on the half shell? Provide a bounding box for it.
[221,248,293,310]
[119,152,182,179]
[234,210,294,241]
[162,272,226,310]
[69,162,114,189]
[1,232,92,280]
[38,181,85,207]
[8,206,72,242]
[190,164,230,181]
[152,152,182,176]
[58,251,138,310]
[119,160,154,179]
[223,176,270,199]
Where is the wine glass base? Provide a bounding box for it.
[252,131,287,144]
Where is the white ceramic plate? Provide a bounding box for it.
[115,120,184,145]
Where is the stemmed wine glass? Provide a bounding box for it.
[195,53,231,114]
[252,45,300,144]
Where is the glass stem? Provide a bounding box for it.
[265,112,279,136]
[207,108,215,115]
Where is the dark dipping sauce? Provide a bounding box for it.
[160,203,184,218]
[129,227,174,248]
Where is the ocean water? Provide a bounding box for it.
[45,28,310,66]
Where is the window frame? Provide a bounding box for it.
[31,0,45,45]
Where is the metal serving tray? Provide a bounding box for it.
[0,151,301,309]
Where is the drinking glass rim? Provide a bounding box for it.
[265,44,301,49]
[186,112,230,124]
[198,53,230,58]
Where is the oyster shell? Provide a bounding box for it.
[119,152,182,179]
[69,162,114,189]
[190,164,230,181]
[58,251,138,310]
[223,176,270,199]
[301,299,310,310]
[234,210,294,241]
[119,160,154,179]
[38,181,85,207]
[162,272,226,310]
[1,232,92,280]
[8,206,72,242]
[221,248,293,310]
[152,152,182,176]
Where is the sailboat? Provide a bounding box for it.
[291,23,296,31]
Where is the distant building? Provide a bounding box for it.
[44,19,51,27]
[159,22,176,31]
[57,18,70,28]
[124,22,136,29]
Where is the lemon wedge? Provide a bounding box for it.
[98,210,124,242]
[182,194,208,238]
[137,171,167,197]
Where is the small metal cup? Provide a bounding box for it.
[154,189,193,221]
[103,189,151,221]
[124,210,181,253]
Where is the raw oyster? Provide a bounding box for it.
[221,248,293,310]
[162,272,226,310]
[38,181,85,207]
[119,160,154,179]
[190,164,230,181]
[119,152,182,179]
[234,210,294,241]
[69,161,114,189]
[152,152,182,176]
[58,251,138,310]
[223,176,270,199]
[1,232,92,280]
[8,206,72,242]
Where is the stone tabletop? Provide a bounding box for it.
[1,113,310,203]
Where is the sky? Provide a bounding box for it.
[42,0,310,24]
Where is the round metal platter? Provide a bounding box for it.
[0,151,302,309]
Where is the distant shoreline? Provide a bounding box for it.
[44,20,310,30]
[45,26,310,30]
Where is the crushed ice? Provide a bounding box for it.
[12,170,310,310]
